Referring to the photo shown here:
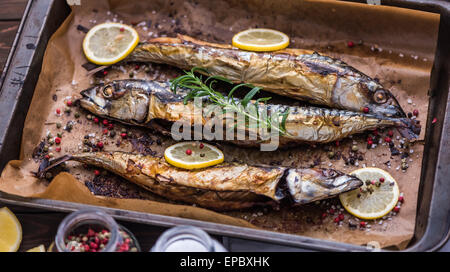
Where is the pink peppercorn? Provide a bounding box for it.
[398,196,404,203]
[338,214,345,221]
[388,130,394,137]
[55,137,61,144]
[103,119,109,126]
[56,108,61,114]
[93,117,99,124]
[334,217,340,223]
[363,107,369,113]
[56,147,61,152]
[108,123,114,130]
[120,133,127,139]
[413,109,419,116]
[347,41,355,48]
[186,149,192,155]
[384,137,391,143]
[393,206,400,213]
[97,142,104,149]
[84,245,90,252]
[94,170,100,176]
[199,143,204,149]
[360,221,366,228]
[66,100,73,107]
[367,140,373,146]
[103,129,108,135]
[87,228,96,237]
[329,208,335,215]
[103,70,108,76]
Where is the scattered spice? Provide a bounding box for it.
[186,149,192,155]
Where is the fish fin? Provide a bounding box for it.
[396,118,421,140]
[177,34,233,49]
[36,155,73,179]
[148,36,183,44]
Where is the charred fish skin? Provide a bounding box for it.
[79,79,420,143]
[67,151,286,201]
[127,35,406,118]
[285,168,363,204]
[37,152,363,210]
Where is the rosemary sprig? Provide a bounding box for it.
[170,67,290,136]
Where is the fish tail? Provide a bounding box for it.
[395,118,421,140]
[36,155,74,179]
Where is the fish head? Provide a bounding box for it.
[79,80,150,124]
[363,86,406,118]
[285,168,362,204]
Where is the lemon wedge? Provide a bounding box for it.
[83,22,139,65]
[232,28,289,52]
[339,168,399,220]
[26,244,46,252]
[164,142,224,170]
[0,207,22,252]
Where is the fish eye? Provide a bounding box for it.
[373,89,387,104]
[102,85,114,98]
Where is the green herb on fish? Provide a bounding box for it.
[170,67,290,136]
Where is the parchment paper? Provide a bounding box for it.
[0,0,440,249]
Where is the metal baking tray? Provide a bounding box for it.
[0,0,449,251]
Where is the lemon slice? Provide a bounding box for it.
[0,207,22,252]
[164,142,224,170]
[26,244,46,252]
[339,168,399,220]
[83,22,139,65]
[232,28,289,52]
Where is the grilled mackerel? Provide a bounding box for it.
[37,152,362,210]
[79,79,420,146]
[127,34,407,118]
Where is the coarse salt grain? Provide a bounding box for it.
[407,98,413,104]
[399,53,404,57]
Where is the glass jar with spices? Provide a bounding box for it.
[54,209,140,252]
[151,225,227,252]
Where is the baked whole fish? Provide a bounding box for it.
[79,79,420,147]
[37,151,362,210]
[127,34,407,118]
